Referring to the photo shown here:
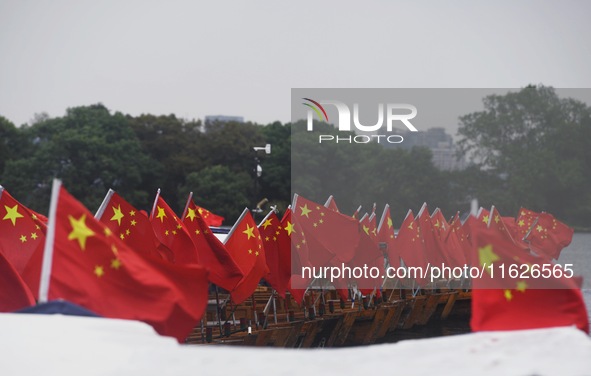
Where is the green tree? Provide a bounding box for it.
[457,86,591,225]
[0,116,21,177]
[179,165,252,224]
[201,121,266,174]
[3,104,156,213]
[128,114,205,212]
[259,121,291,211]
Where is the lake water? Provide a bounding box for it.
[557,233,591,323]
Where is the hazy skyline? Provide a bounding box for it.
[1,1,591,134]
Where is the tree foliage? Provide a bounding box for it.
[457,85,591,225]
[2,104,155,212]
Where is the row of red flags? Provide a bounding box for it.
[0,184,588,339]
[287,195,588,333]
[0,183,266,341]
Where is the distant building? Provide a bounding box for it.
[383,127,467,171]
[204,115,244,124]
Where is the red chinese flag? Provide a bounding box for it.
[377,204,400,269]
[97,191,168,260]
[258,211,283,294]
[183,200,243,291]
[360,212,378,241]
[444,212,471,266]
[0,187,46,275]
[431,208,450,236]
[432,208,466,267]
[478,207,491,224]
[395,211,426,269]
[150,195,199,264]
[274,209,295,298]
[292,195,360,264]
[416,204,449,267]
[354,213,383,294]
[225,209,269,304]
[514,207,538,239]
[47,184,209,341]
[488,206,529,251]
[525,211,574,260]
[193,204,224,227]
[463,208,491,243]
[0,251,35,312]
[321,201,350,300]
[278,209,312,303]
[470,225,588,333]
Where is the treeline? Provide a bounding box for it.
[0,105,289,222]
[1,86,590,227]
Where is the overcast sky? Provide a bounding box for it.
[1,1,590,132]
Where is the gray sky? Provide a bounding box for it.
[1,1,590,131]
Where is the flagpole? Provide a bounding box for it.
[377,204,389,233]
[150,188,161,220]
[417,202,427,217]
[324,195,334,207]
[223,208,249,244]
[181,192,194,220]
[352,205,362,219]
[291,194,299,213]
[38,179,61,303]
[257,209,274,227]
[522,217,540,245]
[214,285,224,334]
[487,206,495,228]
[94,189,115,220]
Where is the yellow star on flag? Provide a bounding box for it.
[243,224,255,239]
[262,218,273,229]
[68,214,95,251]
[94,265,105,278]
[482,215,489,224]
[19,235,27,243]
[478,244,499,274]
[31,232,38,240]
[186,207,197,222]
[300,204,311,218]
[110,205,124,226]
[387,217,393,228]
[504,289,513,301]
[3,204,24,226]
[516,281,527,293]
[111,258,122,269]
[518,219,525,227]
[363,225,370,235]
[156,206,167,223]
[284,221,294,236]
